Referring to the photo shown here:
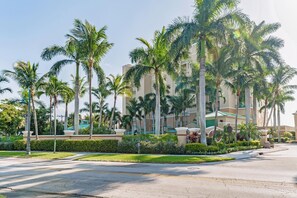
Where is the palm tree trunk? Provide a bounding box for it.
[109,95,117,129]
[245,88,251,125]
[31,92,38,140]
[26,88,31,155]
[74,62,80,135]
[252,93,257,125]
[49,96,52,135]
[143,113,147,134]
[64,103,68,130]
[273,105,276,131]
[53,98,57,154]
[99,101,103,127]
[214,85,219,133]
[235,92,240,142]
[88,66,93,138]
[266,99,275,127]
[199,41,207,145]
[263,99,268,127]
[195,85,200,128]
[155,73,161,136]
[277,105,281,143]
[152,112,155,132]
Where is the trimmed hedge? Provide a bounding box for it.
[185,143,220,154]
[4,139,118,153]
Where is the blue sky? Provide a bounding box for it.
[0,0,296,126]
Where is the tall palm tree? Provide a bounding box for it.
[138,94,154,134]
[166,0,246,144]
[236,21,283,124]
[266,65,297,127]
[92,82,111,127]
[61,87,75,130]
[107,74,130,129]
[126,27,179,135]
[207,46,233,133]
[3,61,45,140]
[126,98,139,133]
[0,75,12,95]
[67,19,113,138]
[41,38,84,135]
[45,76,69,153]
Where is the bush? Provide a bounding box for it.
[13,140,26,150]
[122,134,177,144]
[0,142,14,150]
[185,143,219,154]
[10,139,118,152]
[0,136,23,143]
[79,127,115,135]
[283,132,293,139]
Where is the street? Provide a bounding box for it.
[0,144,296,198]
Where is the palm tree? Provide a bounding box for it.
[126,27,179,135]
[266,65,297,127]
[3,61,45,140]
[236,21,283,124]
[126,98,139,133]
[107,74,130,129]
[138,94,154,133]
[61,87,75,130]
[0,75,12,95]
[166,0,246,144]
[45,76,69,153]
[41,38,85,135]
[67,19,113,138]
[207,46,233,133]
[92,82,111,127]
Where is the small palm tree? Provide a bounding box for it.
[166,0,246,144]
[138,94,154,133]
[3,61,45,140]
[67,19,113,137]
[92,82,111,127]
[45,77,70,153]
[126,27,179,135]
[61,87,75,130]
[0,75,12,95]
[107,74,130,129]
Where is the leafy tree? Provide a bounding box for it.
[67,19,113,137]
[126,27,179,135]
[166,0,246,144]
[107,74,130,129]
[0,103,24,136]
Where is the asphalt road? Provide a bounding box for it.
[0,144,296,198]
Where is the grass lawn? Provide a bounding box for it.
[77,154,234,164]
[0,195,6,198]
[0,151,74,160]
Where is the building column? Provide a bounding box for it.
[293,112,297,141]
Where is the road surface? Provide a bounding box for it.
[0,144,296,197]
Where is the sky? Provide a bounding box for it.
[0,0,296,126]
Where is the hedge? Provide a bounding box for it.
[2,139,118,153]
[185,143,220,154]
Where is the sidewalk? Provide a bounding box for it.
[219,144,288,160]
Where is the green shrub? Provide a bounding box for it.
[0,136,23,143]
[13,140,26,150]
[122,134,177,144]
[207,137,213,145]
[283,132,293,139]
[185,143,219,154]
[0,142,14,150]
[118,141,138,153]
[79,127,115,135]
[12,140,118,152]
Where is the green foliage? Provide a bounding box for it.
[122,134,177,144]
[30,106,50,135]
[185,143,220,154]
[0,135,23,142]
[13,140,26,150]
[283,132,293,139]
[0,104,25,136]
[79,126,114,134]
[238,123,260,141]
[0,142,14,150]
[9,139,118,152]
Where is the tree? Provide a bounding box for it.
[3,61,45,141]
[44,76,70,153]
[0,75,12,95]
[107,74,130,129]
[166,0,246,144]
[126,27,178,135]
[67,19,113,138]
[92,82,111,127]
[41,37,84,135]
[61,87,75,130]
[138,94,154,133]
[0,103,24,136]
[207,46,233,133]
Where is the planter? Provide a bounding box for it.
[22,131,33,137]
[115,129,126,136]
[64,130,75,136]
